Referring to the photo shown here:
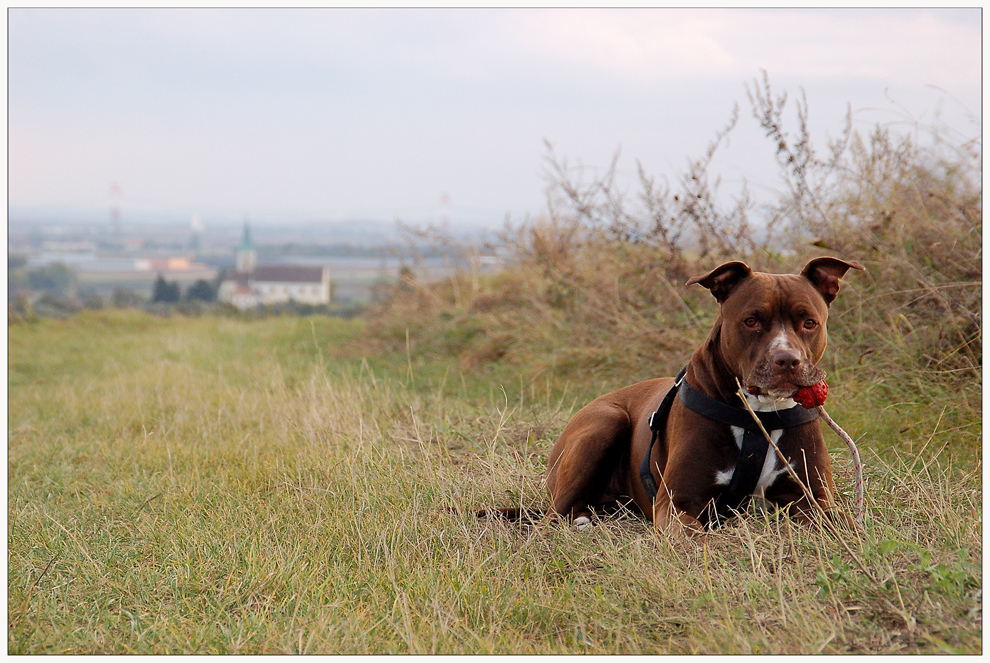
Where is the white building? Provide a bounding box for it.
[217,223,332,310]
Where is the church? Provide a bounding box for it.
[217,223,332,310]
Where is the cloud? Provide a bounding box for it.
[7,8,981,218]
[514,10,738,81]
[501,8,981,93]
[723,9,981,89]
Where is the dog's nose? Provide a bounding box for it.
[772,348,802,371]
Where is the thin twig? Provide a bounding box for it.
[733,379,878,584]
[733,378,821,513]
[25,555,57,604]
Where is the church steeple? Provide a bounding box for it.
[236,220,257,273]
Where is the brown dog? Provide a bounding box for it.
[544,257,864,538]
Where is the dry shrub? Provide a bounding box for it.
[801,127,980,382]
[747,71,981,387]
[372,74,981,394]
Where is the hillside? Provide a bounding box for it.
[7,309,981,654]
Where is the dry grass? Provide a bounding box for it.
[7,311,981,654]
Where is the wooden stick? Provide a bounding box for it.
[734,378,877,583]
[733,379,821,514]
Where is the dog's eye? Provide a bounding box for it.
[803,318,818,330]
[743,317,759,329]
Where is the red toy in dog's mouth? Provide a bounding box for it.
[793,380,829,409]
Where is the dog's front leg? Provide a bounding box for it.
[781,471,858,531]
[788,495,858,531]
[652,493,708,543]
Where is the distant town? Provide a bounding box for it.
[8,210,498,316]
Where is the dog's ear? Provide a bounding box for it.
[801,257,865,305]
[686,261,753,303]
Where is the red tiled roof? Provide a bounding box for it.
[226,271,251,285]
[250,265,325,283]
[225,265,326,284]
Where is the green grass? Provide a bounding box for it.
[8,311,981,654]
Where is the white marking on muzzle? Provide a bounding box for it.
[767,329,794,352]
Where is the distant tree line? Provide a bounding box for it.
[8,260,222,318]
[8,258,78,300]
[151,274,217,303]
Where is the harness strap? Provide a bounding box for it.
[639,368,686,500]
[678,379,820,430]
[720,422,773,517]
[639,367,820,518]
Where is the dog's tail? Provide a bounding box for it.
[475,506,546,523]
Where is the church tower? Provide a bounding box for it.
[236,220,257,273]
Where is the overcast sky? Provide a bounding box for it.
[7,7,982,229]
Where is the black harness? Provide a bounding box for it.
[639,367,820,523]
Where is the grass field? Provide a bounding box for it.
[7,310,981,654]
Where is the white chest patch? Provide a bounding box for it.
[714,427,789,490]
[713,393,799,491]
